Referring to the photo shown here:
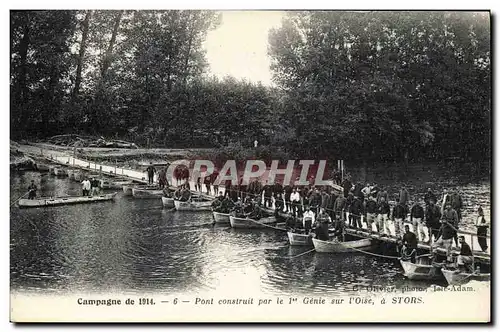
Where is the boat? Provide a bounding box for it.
[73,171,84,182]
[161,196,175,208]
[35,164,50,172]
[400,255,445,280]
[312,237,373,253]
[123,184,158,196]
[287,231,314,246]
[212,211,231,224]
[100,179,135,190]
[123,184,135,196]
[229,215,277,229]
[174,199,212,211]
[67,170,76,180]
[54,168,68,177]
[441,268,490,285]
[18,192,117,208]
[132,187,164,199]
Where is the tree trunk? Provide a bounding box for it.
[17,16,30,101]
[43,67,60,134]
[182,13,195,86]
[101,10,122,78]
[73,10,92,99]
[91,10,123,133]
[13,12,30,131]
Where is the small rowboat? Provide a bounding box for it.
[35,164,50,172]
[441,268,491,285]
[229,215,277,229]
[161,196,175,208]
[54,168,68,177]
[312,237,373,253]
[174,199,212,211]
[123,185,134,196]
[132,187,163,199]
[67,170,76,180]
[287,232,314,246]
[100,179,135,190]
[73,171,84,182]
[400,255,445,281]
[213,211,231,224]
[18,192,117,208]
[123,185,158,196]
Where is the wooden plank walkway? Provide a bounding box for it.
[22,144,149,184]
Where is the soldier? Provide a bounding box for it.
[442,202,459,247]
[399,185,410,207]
[284,184,293,213]
[315,208,331,241]
[146,162,156,185]
[410,198,426,242]
[376,186,388,204]
[263,184,273,208]
[342,177,352,199]
[456,236,473,272]
[401,225,418,263]
[476,206,489,252]
[302,206,315,235]
[290,188,301,218]
[349,195,364,229]
[334,192,346,223]
[364,195,378,233]
[27,180,37,199]
[211,168,220,196]
[450,189,464,223]
[377,196,391,236]
[425,198,442,243]
[392,198,407,238]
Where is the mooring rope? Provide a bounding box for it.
[238,216,288,232]
[10,191,30,207]
[285,248,316,259]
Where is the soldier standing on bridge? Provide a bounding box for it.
[27,180,37,199]
[476,206,489,252]
[146,162,156,185]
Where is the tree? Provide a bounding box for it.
[268,11,490,162]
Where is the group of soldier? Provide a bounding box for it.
[211,192,272,221]
[168,167,488,264]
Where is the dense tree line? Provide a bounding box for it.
[10,10,490,163]
[268,11,490,162]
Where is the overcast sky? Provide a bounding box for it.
[203,11,285,86]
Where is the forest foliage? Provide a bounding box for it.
[10,10,490,163]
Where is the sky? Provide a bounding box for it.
[203,11,285,86]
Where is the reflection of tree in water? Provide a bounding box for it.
[261,247,408,296]
[11,173,87,293]
[10,207,62,292]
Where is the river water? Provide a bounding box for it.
[10,170,490,297]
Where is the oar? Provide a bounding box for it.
[10,191,31,207]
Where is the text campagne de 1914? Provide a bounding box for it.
[76,285,475,307]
